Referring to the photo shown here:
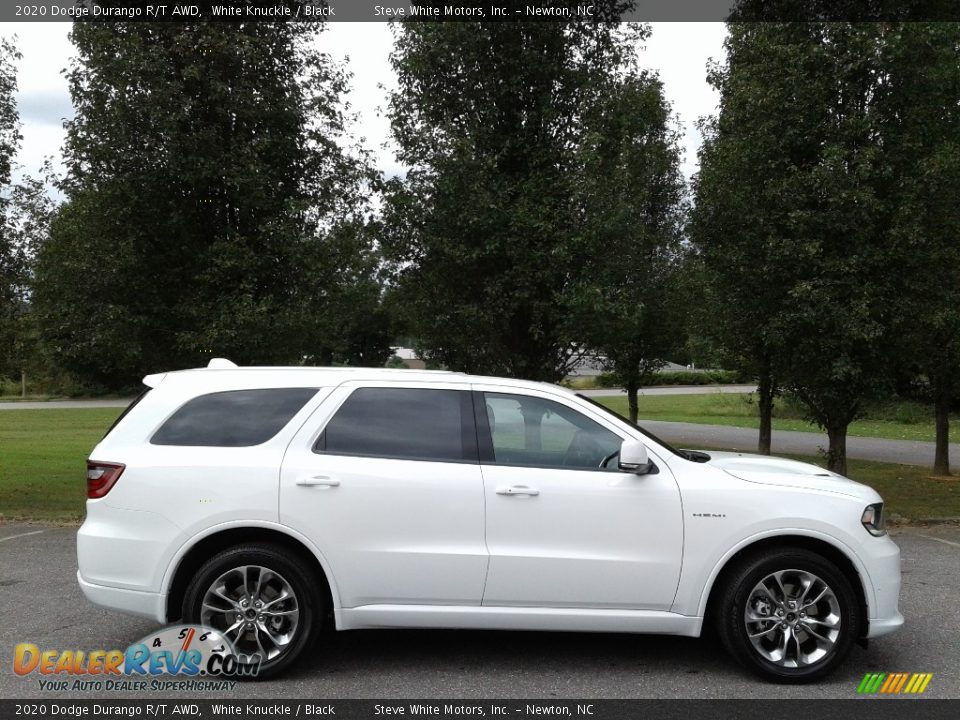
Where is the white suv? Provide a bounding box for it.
[78,360,902,681]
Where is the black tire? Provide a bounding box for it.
[713,547,861,683]
[182,544,322,680]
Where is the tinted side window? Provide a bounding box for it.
[151,388,318,447]
[316,387,474,462]
[482,393,621,470]
[103,387,151,440]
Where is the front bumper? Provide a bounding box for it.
[862,534,903,639]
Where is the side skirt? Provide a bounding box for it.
[336,604,703,637]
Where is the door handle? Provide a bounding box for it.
[496,485,540,497]
[296,476,340,488]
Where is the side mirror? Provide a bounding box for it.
[619,439,652,474]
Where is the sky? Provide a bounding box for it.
[0,21,727,186]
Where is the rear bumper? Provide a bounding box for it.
[867,611,904,638]
[76,502,181,594]
[77,570,167,624]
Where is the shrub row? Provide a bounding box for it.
[589,369,745,388]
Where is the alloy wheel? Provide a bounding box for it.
[743,568,841,668]
[199,564,300,662]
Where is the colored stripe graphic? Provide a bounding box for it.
[857,672,933,695]
[893,673,909,693]
[880,673,897,693]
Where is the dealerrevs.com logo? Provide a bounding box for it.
[13,625,259,691]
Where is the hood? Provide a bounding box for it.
[702,451,879,501]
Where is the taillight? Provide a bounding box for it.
[86,461,125,499]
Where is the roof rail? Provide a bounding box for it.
[207,358,238,369]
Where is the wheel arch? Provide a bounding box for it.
[700,533,869,638]
[164,523,337,626]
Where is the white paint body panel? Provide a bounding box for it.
[76,365,903,642]
[474,385,683,610]
[479,463,682,610]
[279,381,488,607]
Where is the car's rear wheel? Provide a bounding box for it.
[183,544,321,679]
[714,547,861,682]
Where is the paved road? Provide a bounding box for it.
[579,386,954,466]
[1,522,957,699]
[0,386,758,410]
[580,385,758,397]
[0,399,133,410]
[641,420,958,469]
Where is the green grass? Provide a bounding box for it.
[0,408,122,522]
[681,446,958,522]
[0,395,60,403]
[596,393,952,443]
[0,406,955,523]
[826,457,959,521]
[563,370,739,390]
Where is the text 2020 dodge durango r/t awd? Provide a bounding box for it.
[78,360,902,681]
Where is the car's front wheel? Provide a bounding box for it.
[714,547,861,682]
[182,544,321,680]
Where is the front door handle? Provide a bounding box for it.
[296,476,340,488]
[496,485,540,497]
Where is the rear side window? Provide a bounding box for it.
[103,387,151,439]
[315,387,475,462]
[151,388,318,447]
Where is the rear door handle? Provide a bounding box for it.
[496,485,540,497]
[296,476,340,488]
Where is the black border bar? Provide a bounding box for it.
[5,1,960,23]
[2,699,959,720]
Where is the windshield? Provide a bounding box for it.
[576,393,691,460]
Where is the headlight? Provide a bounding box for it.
[861,502,886,536]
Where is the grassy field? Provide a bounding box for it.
[688,449,958,522]
[0,406,956,523]
[0,408,122,522]
[596,393,952,443]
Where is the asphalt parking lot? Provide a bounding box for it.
[1,523,957,700]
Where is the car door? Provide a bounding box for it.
[280,382,488,608]
[476,387,684,611]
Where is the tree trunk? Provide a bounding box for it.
[21,370,26,398]
[626,380,640,424]
[933,389,951,476]
[825,423,848,476]
[521,407,546,452]
[757,371,774,455]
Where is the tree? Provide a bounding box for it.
[0,37,24,386]
[299,218,394,368]
[695,23,899,474]
[880,23,960,475]
[693,23,816,455]
[772,23,909,476]
[33,18,378,389]
[383,10,641,382]
[3,171,55,391]
[575,73,687,423]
